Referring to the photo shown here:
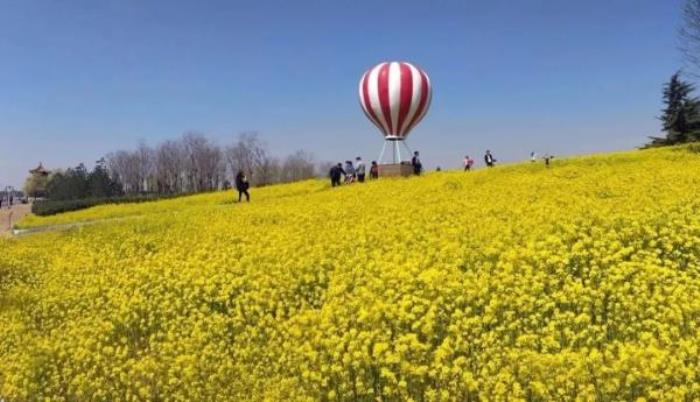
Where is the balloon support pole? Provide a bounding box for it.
[377,138,414,178]
[378,138,413,164]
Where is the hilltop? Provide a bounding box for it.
[2,146,700,400]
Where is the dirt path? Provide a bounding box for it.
[0,204,31,236]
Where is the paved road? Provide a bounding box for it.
[0,204,31,236]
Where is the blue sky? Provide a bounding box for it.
[0,0,685,187]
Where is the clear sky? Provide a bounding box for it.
[0,0,685,188]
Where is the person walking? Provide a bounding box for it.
[355,157,366,183]
[235,171,250,202]
[543,154,554,167]
[463,155,474,171]
[484,150,496,167]
[344,160,356,184]
[369,161,379,180]
[411,151,422,176]
[329,163,345,187]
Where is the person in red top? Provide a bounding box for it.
[463,155,474,171]
[369,161,379,179]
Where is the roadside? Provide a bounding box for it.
[0,204,31,236]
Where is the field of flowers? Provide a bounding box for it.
[2,146,700,401]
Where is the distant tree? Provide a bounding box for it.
[317,161,336,178]
[72,163,90,198]
[88,158,121,198]
[23,173,49,199]
[106,150,140,193]
[42,131,321,200]
[45,171,67,199]
[647,72,700,146]
[154,140,186,193]
[255,156,281,186]
[182,132,224,192]
[135,142,154,193]
[45,164,90,200]
[225,132,273,186]
[281,150,316,183]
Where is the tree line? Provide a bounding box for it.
[25,132,321,201]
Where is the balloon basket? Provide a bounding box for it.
[378,163,413,178]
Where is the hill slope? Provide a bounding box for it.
[3,146,700,400]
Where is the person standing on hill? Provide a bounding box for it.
[530,151,537,163]
[484,150,496,167]
[411,151,422,175]
[329,163,345,187]
[463,155,474,171]
[355,157,366,183]
[369,161,379,180]
[235,171,250,202]
[543,154,554,167]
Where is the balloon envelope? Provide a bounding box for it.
[359,61,432,139]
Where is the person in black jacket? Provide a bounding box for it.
[329,163,345,187]
[411,151,422,175]
[235,171,250,202]
[484,150,496,167]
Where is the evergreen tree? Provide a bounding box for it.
[88,158,119,198]
[652,72,700,145]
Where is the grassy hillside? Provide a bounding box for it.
[2,146,700,400]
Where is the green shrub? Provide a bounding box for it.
[31,193,192,216]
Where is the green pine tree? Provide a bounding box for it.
[653,72,700,145]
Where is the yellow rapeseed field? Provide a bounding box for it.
[3,146,700,401]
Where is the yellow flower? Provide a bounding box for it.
[2,145,700,400]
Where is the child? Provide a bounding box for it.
[344,161,355,184]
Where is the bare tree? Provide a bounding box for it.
[136,142,154,193]
[154,140,186,193]
[255,156,281,186]
[105,151,126,191]
[104,131,320,197]
[106,150,140,193]
[281,150,316,183]
[181,132,224,192]
[317,161,336,178]
[225,132,273,186]
[681,0,700,75]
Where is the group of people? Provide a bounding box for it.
[236,148,554,200]
[531,151,555,166]
[462,150,496,171]
[329,157,380,187]
[328,151,425,186]
[462,150,554,171]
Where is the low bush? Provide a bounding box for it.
[31,193,192,216]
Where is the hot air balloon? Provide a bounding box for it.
[359,61,432,172]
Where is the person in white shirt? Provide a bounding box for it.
[355,156,366,183]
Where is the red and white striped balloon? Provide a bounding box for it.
[359,61,432,139]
